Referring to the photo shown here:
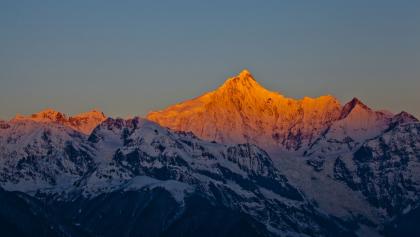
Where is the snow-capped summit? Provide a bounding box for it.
[332,98,392,140]
[147,70,342,151]
[339,97,372,119]
[10,109,107,135]
[218,69,260,91]
[305,97,393,159]
[238,68,253,78]
[148,68,408,154]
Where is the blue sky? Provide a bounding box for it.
[1,0,419,118]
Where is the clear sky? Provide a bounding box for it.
[1,0,419,119]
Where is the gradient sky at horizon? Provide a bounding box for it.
[1,0,420,119]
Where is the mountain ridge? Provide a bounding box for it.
[147,70,414,152]
[1,69,419,236]
[10,108,107,135]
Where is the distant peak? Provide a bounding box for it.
[392,111,419,124]
[339,97,372,119]
[349,97,369,107]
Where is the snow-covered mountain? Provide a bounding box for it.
[0,117,353,237]
[274,111,420,235]
[0,119,95,193]
[147,70,342,151]
[305,98,393,163]
[1,70,419,237]
[334,118,420,215]
[145,70,420,236]
[146,70,417,158]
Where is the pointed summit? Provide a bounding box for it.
[217,69,266,95]
[339,97,371,119]
[391,111,419,125]
[348,97,370,109]
[238,69,253,79]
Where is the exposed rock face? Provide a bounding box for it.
[334,122,420,215]
[147,70,342,151]
[0,119,95,192]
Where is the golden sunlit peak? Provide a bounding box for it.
[214,69,267,95]
[222,69,256,86]
[238,69,253,79]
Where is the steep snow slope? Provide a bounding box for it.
[271,150,385,237]
[270,112,419,236]
[147,70,342,151]
[305,98,393,163]
[335,121,420,215]
[0,119,95,193]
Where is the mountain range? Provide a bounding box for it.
[0,70,419,237]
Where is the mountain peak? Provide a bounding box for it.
[339,97,371,119]
[147,70,343,150]
[238,69,253,79]
[391,111,419,125]
[217,69,265,95]
[349,97,367,106]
